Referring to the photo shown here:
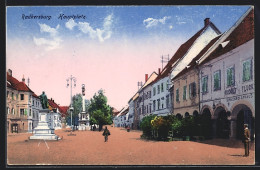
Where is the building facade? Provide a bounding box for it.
[198,7,254,139]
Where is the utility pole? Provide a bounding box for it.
[161,54,170,70]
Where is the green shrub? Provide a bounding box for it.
[140,115,156,138]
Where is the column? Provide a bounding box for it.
[230,119,236,138]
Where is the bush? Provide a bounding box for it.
[140,115,156,139]
[171,118,183,138]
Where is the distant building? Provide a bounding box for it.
[48,98,62,130]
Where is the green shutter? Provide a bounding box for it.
[243,60,251,82]
[183,86,186,100]
[24,109,27,116]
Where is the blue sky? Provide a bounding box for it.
[6,6,251,109]
[7,6,250,41]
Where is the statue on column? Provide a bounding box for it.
[39,91,49,109]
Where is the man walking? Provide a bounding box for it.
[243,124,250,157]
[102,126,110,142]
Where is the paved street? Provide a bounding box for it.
[7,127,255,165]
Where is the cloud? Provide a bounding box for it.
[33,23,62,51]
[65,19,77,30]
[65,14,113,42]
[143,16,171,28]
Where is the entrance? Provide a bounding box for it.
[215,107,230,139]
[11,123,18,133]
[236,107,253,140]
[201,108,212,139]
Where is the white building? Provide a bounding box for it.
[136,72,158,121]
[47,99,62,130]
[197,7,254,139]
[30,93,42,132]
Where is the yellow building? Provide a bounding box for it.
[6,69,33,133]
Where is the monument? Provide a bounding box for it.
[78,84,90,130]
[30,91,60,140]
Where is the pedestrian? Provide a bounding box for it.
[102,126,110,142]
[243,124,250,157]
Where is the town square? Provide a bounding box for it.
[6,5,255,166]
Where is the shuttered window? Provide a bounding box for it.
[214,70,221,91]
[227,66,235,87]
[243,59,252,82]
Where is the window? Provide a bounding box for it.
[227,66,235,87]
[33,100,35,106]
[144,105,146,114]
[153,87,156,96]
[12,92,14,100]
[153,100,156,111]
[20,109,25,116]
[183,85,187,100]
[157,99,160,110]
[29,109,31,116]
[161,83,164,92]
[7,107,10,114]
[161,100,164,109]
[149,105,151,113]
[157,85,160,94]
[214,70,221,91]
[166,95,169,108]
[243,59,252,82]
[146,105,149,114]
[189,82,196,98]
[176,88,179,102]
[202,76,208,94]
[16,94,18,100]
[20,94,24,100]
[33,111,35,118]
[12,108,15,115]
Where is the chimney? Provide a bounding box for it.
[204,18,210,26]
[145,74,148,82]
[158,68,161,75]
[51,98,52,101]
[22,75,25,83]
[7,69,12,76]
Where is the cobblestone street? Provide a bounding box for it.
[7,127,255,165]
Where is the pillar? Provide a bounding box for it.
[230,119,237,138]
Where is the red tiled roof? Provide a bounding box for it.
[48,99,60,109]
[6,72,34,93]
[200,8,254,65]
[59,106,69,117]
[154,21,220,82]
[32,93,39,98]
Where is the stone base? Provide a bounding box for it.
[29,134,60,140]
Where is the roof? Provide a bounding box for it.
[59,106,69,117]
[32,93,39,98]
[154,20,220,82]
[112,107,120,116]
[48,99,61,113]
[6,72,34,93]
[173,34,222,79]
[200,7,254,65]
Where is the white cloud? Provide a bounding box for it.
[143,16,171,28]
[65,14,113,42]
[39,23,59,37]
[34,23,62,51]
[65,19,77,30]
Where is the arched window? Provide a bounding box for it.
[12,108,15,115]
[7,107,10,114]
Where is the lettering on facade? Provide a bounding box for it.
[242,84,254,93]
[226,93,253,102]
[224,87,236,95]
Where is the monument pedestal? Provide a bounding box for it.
[30,109,60,140]
[78,111,90,130]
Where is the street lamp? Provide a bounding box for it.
[66,75,76,132]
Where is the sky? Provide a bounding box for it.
[6,5,251,110]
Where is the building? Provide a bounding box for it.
[197,7,254,139]
[6,69,34,133]
[48,98,62,130]
[137,72,158,120]
[172,35,223,118]
[30,93,42,132]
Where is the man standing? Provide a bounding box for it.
[102,126,110,142]
[243,124,250,157]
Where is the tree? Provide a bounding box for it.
[88,89,113,131]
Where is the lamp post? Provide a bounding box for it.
[66,75,76,131]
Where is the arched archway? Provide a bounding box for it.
[215,106,230,139]
[201,108,212,139]
[232,104,254,140]
[176,113,182,120]
[185,112,190,118]
[193,110,199,117]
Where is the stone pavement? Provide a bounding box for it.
[7,126,255,165]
